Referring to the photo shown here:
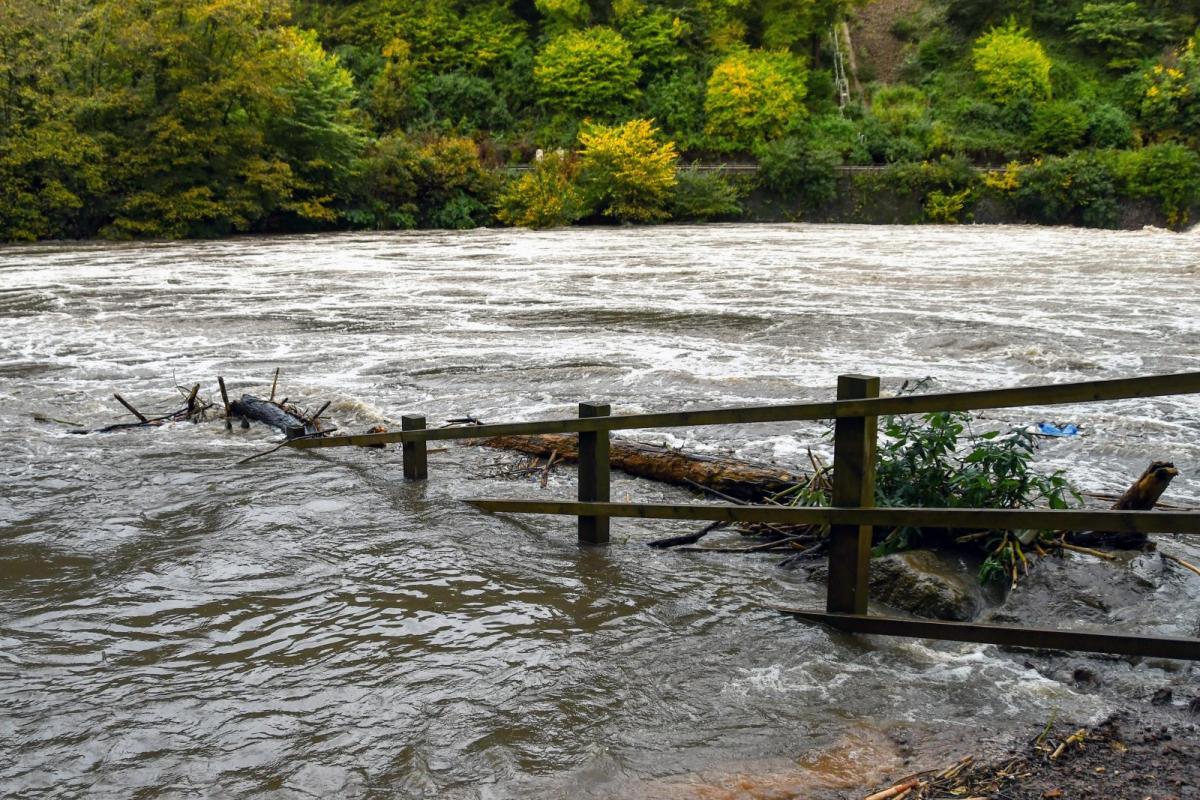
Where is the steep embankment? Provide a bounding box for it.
[847,0,926,86]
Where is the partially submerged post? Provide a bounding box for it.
[402,415,428,480]
[217,377,233,431]
[578,402,611,545]
[826,375,880,615]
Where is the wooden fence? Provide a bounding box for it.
[290,372,1200,661]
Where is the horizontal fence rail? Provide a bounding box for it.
[289,371,1200,450]
[465,500,1200,535]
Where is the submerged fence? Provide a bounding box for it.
[290,372,1200,661]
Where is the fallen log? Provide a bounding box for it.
[479,433,805,502]
[229,394,317,439]
[1066,461,1179,549]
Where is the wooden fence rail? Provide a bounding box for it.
[287,370,1200,660]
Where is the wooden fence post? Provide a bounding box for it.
[578,402,611,545]
[826,375,880,614]
[402,415,428,480]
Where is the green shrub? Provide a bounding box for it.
[342,134,421,230]
[1086,103,1134,148]
[577,118,678,222]
[534,27,641,116]
[1027,100,1088,155]
[1116,142,1200,227]
[343,134,497,230]
[614,3,689,72]
[972,22,1053,107]
[415,72,512,132]
[756,135,839,207]
[872,407,1078,574]
[671,168,742,221]
[644,68,708,152]
[535,0,590,31]
[924,188,974,223]
[1015,151,1120,228]
[704,49,808,152]
[807,114,871,164]
[1137,36,1200,142]
[871,85,929,134]
[495,152,584,228]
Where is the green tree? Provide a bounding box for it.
[76,0,365,238]
[1069,3,1171,70]
[534,27,641,116]
[577,118,678,222]
[704,48,808,152]
[972,22,1053,107]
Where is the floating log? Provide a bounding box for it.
[229,394,315,439]
[1066,461,1179,549]
[480,433,804,501]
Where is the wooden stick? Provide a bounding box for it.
[218,376,232,431]
[270,367,280,402]
[539,450,559,489]
[309,400,332,424]
[1059,541,1118,561]
[185,383,200,415]
[113,393,148,423]
[1162,552,1200,578]
[865,778,919,800]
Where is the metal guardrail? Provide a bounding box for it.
[288,371,1200,660]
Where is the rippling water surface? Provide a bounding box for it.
[2,224,1199,798]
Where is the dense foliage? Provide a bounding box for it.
[2,0,1199,240]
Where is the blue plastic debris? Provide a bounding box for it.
[1036,422,1080,437]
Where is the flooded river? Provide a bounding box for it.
[2,224,1198,798]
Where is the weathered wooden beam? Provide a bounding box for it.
[773,608,1200,661]
[577,402,610,545]
[827,375,878,615]
[464,500,1200,535]
[288,371,1200,450]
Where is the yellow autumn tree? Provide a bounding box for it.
[496,152,585,228]
[704,49,808,152]
[577,118,678,222]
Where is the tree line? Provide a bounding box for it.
[1,0,1198,240]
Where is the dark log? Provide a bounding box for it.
[1067,461,1179,549]
[480,433,804,501]
[229,394,314,439]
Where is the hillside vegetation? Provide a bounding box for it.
[2,0,1198,240]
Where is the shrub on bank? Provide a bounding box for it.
[495,152,585,229]
[671,168,743,221]
[756,135,840,208]
[577,119,678,222]
[1115,142,1200,227]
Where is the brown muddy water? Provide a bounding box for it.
[1,224,1198,798]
